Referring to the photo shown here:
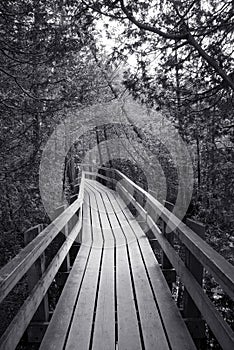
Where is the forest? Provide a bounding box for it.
[0,1,233,349]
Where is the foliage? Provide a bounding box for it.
[0,1,233,349]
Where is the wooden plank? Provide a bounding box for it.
[92,248,115,350]
[65,182,103,350]
[113,199,169,350]
[116,244,142,350]
[86,182,115,248]
[108,191,139,244]
[39,245,91,350]
[0,219,82,350]
[86,179,116,199]
[86,181,116,349]
[90,181,139,244]
[95,184,130,243]
[91,182,115,213]
[89,181,121,247]
[141,238,197,349]
[86,182,110,230]
[85,184,103,249]
[123,217,197,350]
[128,240,170,350]
[142,244,197,349]
[89,181,145,348]
[100,187,142,349]
[65,247,103,350]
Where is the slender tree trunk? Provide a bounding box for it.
[210,106,216,189]
[175,40,182,133]
[196,135,201,192]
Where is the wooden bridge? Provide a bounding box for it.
[0,166,234,350]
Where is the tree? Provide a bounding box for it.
[80,1,234,256]
[84,0,234,90]
[0,0,116,267]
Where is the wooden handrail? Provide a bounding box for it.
[0,218,83,350]
[112,169,234,302]
[146,214,234,350]
[85,167,234,350]
[0,173,85,304]
[1,166,233,350]
[0,173,85,350]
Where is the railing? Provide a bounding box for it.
[86,165,234,350]
[0,173,85,350]
[0,165,233,350]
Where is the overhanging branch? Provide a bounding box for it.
[119,0,187,40]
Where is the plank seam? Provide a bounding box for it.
[103,188,146,350]
[114,194,174,350]
[86,182,119,346]
[87,186,105,350]
[62,245,92,350]
[94,184,119,346]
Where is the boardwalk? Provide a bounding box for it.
[40,179,196,350]
[0,168,233,350]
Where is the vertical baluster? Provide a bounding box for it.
[24,224,49,342]
[183,219,206,349]
[53,204,70,286]
[161,201,176,290]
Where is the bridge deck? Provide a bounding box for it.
[40,179,196,350]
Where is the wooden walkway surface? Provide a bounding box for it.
[40,179,196,350]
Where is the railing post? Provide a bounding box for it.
[111,168,116,190]
[145,197,160,250]
[24,224,49,342]
[161,201,176,291]
[74,183,79,195]
[69,191,81,263]
[53,204,71,286]
[183,219,206,349]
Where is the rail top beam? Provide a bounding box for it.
[86,166,234,301]
[0,173,85,304]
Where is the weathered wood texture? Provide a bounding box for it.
[183,219,206,347]
[40,178,196,350]
[161,201,176,290]
[24,224,50,342]
[112,169,234,302]
[0,174,85,350]
[1,168,234,350]
[109,169,234,350]
[0,197,83,305]
[24,224,49,323]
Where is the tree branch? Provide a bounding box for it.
[118,0,234,91]
[187,33,234,90]
[119,0,187,40]
[81,0,125,20]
